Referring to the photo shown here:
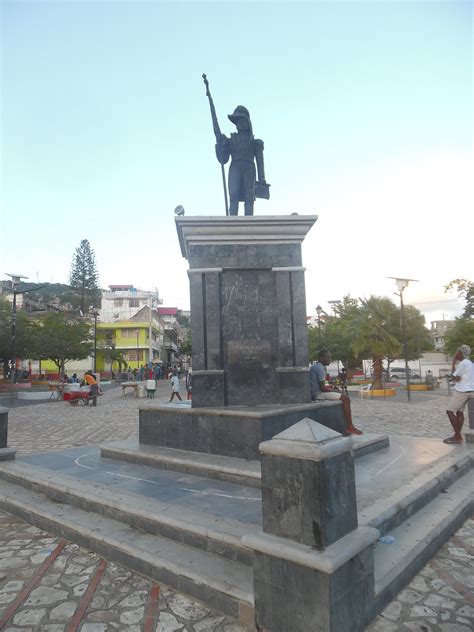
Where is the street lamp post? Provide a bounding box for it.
[136,329,140,370]
[89,307,100,374]
[388,277,419,403]
[316,305,323,347]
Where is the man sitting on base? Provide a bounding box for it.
[444,344,474,444]
[310,350,362,436]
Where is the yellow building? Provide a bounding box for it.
[96,313,163,371]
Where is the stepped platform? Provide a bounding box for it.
[0,437,472,627]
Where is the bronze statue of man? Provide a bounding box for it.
[203,75,269,216]
[216,106,268,216]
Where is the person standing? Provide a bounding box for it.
[309,350,362,435]
[169,371,182,402]
[444,345,474,444]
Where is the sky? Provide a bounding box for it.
[1,0,472,326]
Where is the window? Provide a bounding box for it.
[114,299,123,307]
[121,329,140,338]
[129,299,139,307]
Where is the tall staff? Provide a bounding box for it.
[202,74,229,215]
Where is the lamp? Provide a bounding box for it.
[388,276,419,402]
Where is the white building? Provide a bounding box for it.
[100,285,162,322]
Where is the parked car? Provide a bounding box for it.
[389,368,411,381]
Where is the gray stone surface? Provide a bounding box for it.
[177,216,315,409]
[0,407,8,449]
[139,401,346,459]
[259,420,358,548]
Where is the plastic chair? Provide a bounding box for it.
[359,384,373,399]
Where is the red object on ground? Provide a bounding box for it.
[63,392,89,403]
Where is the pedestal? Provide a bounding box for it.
[176,215,317,408]
[243,419,377,632]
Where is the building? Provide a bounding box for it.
[95,307,164,372]
[157,307,183,364]
[96,285,165,370]
[100,285,162,322]
[429,320,455,352]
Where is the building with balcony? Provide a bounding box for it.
[157,307,183,364]
[96,306,164,371]
[101,285,162,322]
[429,319,455,352]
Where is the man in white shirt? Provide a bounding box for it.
[444,344,474,444]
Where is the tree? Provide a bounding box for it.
[69,239,101,313]
[347,296,401,389]
[180,335,192,357]
[444,318,474,356]
[100,346,128,372]
[445,278,474,319]
[30,312,94,377]
[0,298,35,376]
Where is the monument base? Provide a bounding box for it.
[139,401,346,460]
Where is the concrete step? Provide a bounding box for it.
[372,469,474,616]
[100,433,389,488]
[0,460,254,566]
[359,451,473,534]
[0,478,255,624]
[100,440,262,488]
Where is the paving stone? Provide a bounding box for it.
[457,605,474,618]
[399,590,424,604]
[194,616,226,630]
[424,594,457,609]
[409,605,438,618]
[403,623,434,631]
[439,624,472,632]
[12,607,48,625]
[80,624,109,632]
[381,600,403,621]
[119,606,145,625]
[156,611,184,631]
[166,594,209,620]
[118,590,148,607]
[24,586,68,606]
[49,600,78,621]
[0,581,24,593]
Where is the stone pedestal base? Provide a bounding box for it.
[243,527,378,632]
[139,401,345,460]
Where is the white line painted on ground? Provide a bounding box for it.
[74,452,260,501]
[373,441,407,476]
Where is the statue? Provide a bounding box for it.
[203,74,270,216]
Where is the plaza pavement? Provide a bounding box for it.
[0,382,472,631]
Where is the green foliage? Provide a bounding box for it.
[308,294,431,388]
[0,299,36,372]
[30,311,94,376]
[69,239,101,313]
[444,318,474,356]
[99,346,128,371]
[445,278,474,319]
[180,335,192,356]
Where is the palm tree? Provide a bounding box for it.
[99,346,128,373]
[348,296,401,389]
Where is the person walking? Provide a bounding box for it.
[444,345,474,444]
[83,370,99,407]
[169,371,182,402]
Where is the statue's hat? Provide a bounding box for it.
[228,105,251,124]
